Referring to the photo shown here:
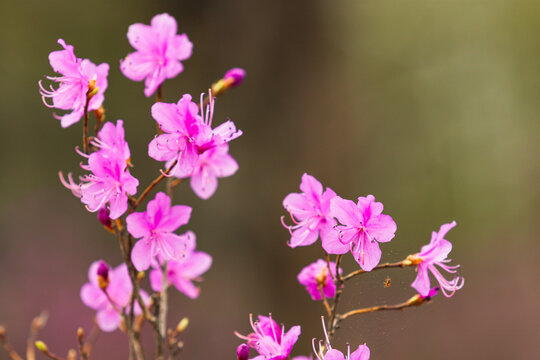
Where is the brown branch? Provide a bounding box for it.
[318,284,332,317]
[35,341,64,360]
[342,259,414,281]
[0,326,23,360]
[132,160,178,211]
[27,312,48,360]
[337,293,432,322]
[156,262,169,360]
[82,95,90,154]
[327,255,343,341]
[93,106,106,136]
[77,328,88,360]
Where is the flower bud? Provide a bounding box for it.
[237,343,250,360]
[97,207,112,229]
[35,340,48,353]
[97,261,110,290]
[176,317,189,334]
[224,68,246,88]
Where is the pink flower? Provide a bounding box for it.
[149,231,212,298]
[237,344,250,360]
[329,195,397,271]
[126,192,192,271]
[149,94,242,182]
[236,314,301,360]
[297,259,341,301]
[121,13,192,97]
[313,320,370,360]
[173,144,238,199]
[410,221,464,297]
[80,261,149,332]
[282,174,337,249]
[60,145,139,220]
[91,120,131,163]
[40,39,109,128]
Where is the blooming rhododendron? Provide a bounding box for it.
[297,259,341,300]
[80,261,149,332]
[282,174,337,249]
[329,195,397,271]
[410,221,464,297]
[236,314,301,360]
[60,144,139,219]
[149,231,212,298]
[126,192,192,271]
[149,93,242,196]
[40,39,109,128]
[313,319,370,360]
[91,120,131,163]
[121,13,193,97]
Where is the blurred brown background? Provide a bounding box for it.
[0,0,539,359]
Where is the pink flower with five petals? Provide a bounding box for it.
[410,221,464,297]
[282,174,337,249]
[297,259,341,301]
[329,195,397,271]
[126,192,192,271]
[121,13,192,97]
[40,39,109,128]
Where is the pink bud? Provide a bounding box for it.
[236,343,249,360]
[97,261,110,282]
[97,207,112,228]
[224,68,246,87]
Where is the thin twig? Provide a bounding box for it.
[93,106,105,136]
[337,293,432,321]
[132,160,178,211]
[27,312,48,360]
[77,328,88,360]
[82,95,90,154]
[318,285,332,317]
[0,327,23,360]
[327,255,343,341]
[342,259,414,281]
[325,253,336,282]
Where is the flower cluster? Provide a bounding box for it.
[149,94,242,199]
[282,173,464,299]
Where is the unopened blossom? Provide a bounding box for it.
[91,120,131,163]
[149,93,241,179]
[40,39,109,128]
[410,221,464,297]
[237,343,250,360]
[224,68,246,87]
[297,259,341,301]
[282,174,337,249]
[173,144,238,199]
[60,150,139,220]
[126,192,192,271]
[80,261,149,332]
[236,314,301,360]
[149,231,212,298]
[329,195,397,271]
[121,13,192,97]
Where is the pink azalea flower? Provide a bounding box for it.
[297,259,341,301]
[149,93,242,181]
[281,174,337,249]
[329,195,397,271]
[80,261,149,332]
[173,144,238,199]
[149,231,212,298]
[126,192,192,271]
[60,148,139,220]
[121,13,193,97]
[40,39,109,128]
[91,120,131,163]
[410,221,464,297]
[236,314,301,360]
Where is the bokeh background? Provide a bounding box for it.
[0,0,539,359]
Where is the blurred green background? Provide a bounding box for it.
[0,0,539,359]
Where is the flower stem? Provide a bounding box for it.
[337,293,432,321]
[327,255,343,342]
[342,259,414,281]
